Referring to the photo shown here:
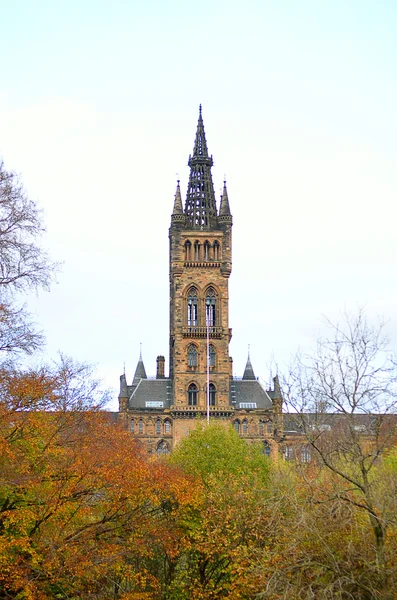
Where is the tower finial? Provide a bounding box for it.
[139,342,142,360]
[199,103,202,116]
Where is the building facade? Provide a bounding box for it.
[118,107,283,453]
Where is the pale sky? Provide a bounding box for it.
[1,0,396,409]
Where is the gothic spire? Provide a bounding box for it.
[132,348,147,386]
[172,180,183,214]
[185,105,217,229]
[219,180,232,218]
[242,350,256,380]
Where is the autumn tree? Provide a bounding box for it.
[283,310,397,599]
[0,357,197,599]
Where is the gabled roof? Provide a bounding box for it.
[129,378,172,409]
[230,379,272,409]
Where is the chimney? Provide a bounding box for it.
[156,355,165,379]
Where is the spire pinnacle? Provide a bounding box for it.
[242,351,256,380]
[219,180,232,218]
[185,106,217,229]
[172,180,183,214]
[133,347,147,386]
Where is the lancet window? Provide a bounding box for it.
[188,383,198,406]
[209,383,216,406]
[204,240,210,261]
[184,240,192,261]
[242,419,248,434]
[194,240,200,261]
[234,420,240,433]
[164,419,171,434]
[130,418,135,433]
[156,418,161,435]
[213,240,220,261]
[139,418,144,434]
[188,344,198,367]
[209,344,216,367]
[187,287,198,326]
[205,287,216,326]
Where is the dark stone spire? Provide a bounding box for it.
[185,105,218,229]
[171,180,186,226]
[132,348,147,386]
[219,180,232,224]
[242,349,256,380]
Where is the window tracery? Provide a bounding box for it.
[187,287,198,326]
[205,287,216,326]
[188,344,198,367]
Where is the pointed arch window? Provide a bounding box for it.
[213,240,220,261]
[188,383,198,406]
[164,419,171,434]
[263,441,271,457]
[139,418,144,434]
[209,344,216,368]
[185,240,192,261]
[204,240,210,261]
[194,240,200,261]
[187,287,198,326]
[156,418,161,435]
[188,344,198,367]
[209,383,216,406]
[130,418,135,433]
[205,287,216,326]
[234,420,240,433]
[242,419,248,434]
[156,440,170,455]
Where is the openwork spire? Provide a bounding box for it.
[185,105,217,229]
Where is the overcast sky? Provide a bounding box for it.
[1,0,396,409]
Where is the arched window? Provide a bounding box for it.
[185,240,192,261]
[156,441,170,455]
[209,383,216,406]
[130,418,135,433]
[204,240,210,261]
[205,287,216,327]
[164,419,171,434]
[259,420,264,435]
[156,418,161,435]
[242,419,248,434]
[188,383,198,406]
[187,287,198,326]
[209,344,216,367]
[213,240,220,261]
[188,344,198,367]
[194,240,200,261]
[263,441,271,457]
[139,418,144,434]
[234,420,240,433]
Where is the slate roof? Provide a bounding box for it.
[230,379,272,409]
[242,355,256,380]
[129,378,172,409]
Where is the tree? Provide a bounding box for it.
[283,310,397,599]
[0,159,59,360]
[168,423,273,599]
[0,358,197,599]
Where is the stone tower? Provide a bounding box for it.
[118,106,281,454]
[169,105,233,416]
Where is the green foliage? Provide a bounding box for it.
[169,421,270,487]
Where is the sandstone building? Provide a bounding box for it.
[118,106,282,453]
